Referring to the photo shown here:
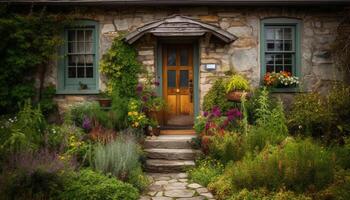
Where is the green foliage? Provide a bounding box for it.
[60,169,139,200]
[38,85,57,116]
[100,36,142,98]
[188,158,224,187]
[0,101,46,155]
[316,169,350,200]
[221,139,334,193]
[110,91,129,130]
[331,137,350,169]
[228,188,312,200]
[288,92,331,137]
[202,78,236,112]
[245,88,288,152]
[209,133,246,164]
[0,7,66,114]
[225,74,250,93]
[67,101,114,130]
[94,135,148,190]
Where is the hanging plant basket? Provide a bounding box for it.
[226,90,249,102]
[97,98,112,108]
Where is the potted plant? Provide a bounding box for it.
[225,74,250,102]
[264,71,299,88]
[97,91,112,108]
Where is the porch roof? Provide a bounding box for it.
[8,0,350,5]
[124,15,237,44]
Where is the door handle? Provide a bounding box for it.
[176,88,180,93]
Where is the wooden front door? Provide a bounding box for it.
[162,44,194,126]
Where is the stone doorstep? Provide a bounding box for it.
[144,148,201,160]
[146,159,195,173]
[144,139,193,149]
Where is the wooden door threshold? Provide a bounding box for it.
[160,129,196,135]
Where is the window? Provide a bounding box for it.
[57,20,99,94]
[260,18,301,82]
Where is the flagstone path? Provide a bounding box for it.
[139,173,215,200]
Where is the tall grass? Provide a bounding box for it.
[94,136,140,180]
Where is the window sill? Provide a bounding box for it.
[56,89,100,95]
[268,87,302,93]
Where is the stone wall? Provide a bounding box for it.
[46,6,345,114]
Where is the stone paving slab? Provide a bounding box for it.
[140,173,216,200]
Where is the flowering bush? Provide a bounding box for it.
[264,71,299,88]
[196,106,242,136]
[128,99,149,128]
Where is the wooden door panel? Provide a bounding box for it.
[162,44,194,126]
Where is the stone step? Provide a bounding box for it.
[144,148,201,160]
[144,138,193,149]
[145,159,195,172]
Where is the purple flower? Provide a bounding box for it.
[203,111,209,117]
[136,83,143,94]
[211,106,221,117]
[226,108,242,120]
[142,96,148,102]
[82,116,92,132]
[205,122,210,130]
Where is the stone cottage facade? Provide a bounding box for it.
[12,0,349,121]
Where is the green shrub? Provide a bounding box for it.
[202,78,237,112]
[0,9,65,114]
[226,139,334,192]
[0,101,46,155]
[38,85,57,116]
[188,158,224,187]
[225,74,250,93]
[0,150,75,200]
[288,92,331,137]
[228,188,312,200]
[60,169,139,200]
[209,133,246,164]
[316,169,350,200]
[332,137,350,169]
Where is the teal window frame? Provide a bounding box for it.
[260,18,302,92]
[57,20,99,94]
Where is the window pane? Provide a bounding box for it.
[68,42,76,53]
[77,55,85,66]
[86,67,93,78]
[275,54,283,65]
[86,55,93,66]
[284,40,292,51]
[266,65,274,73]
[85,30,93,42]
[276,65,283,72]
[266,28,274,40]
[68,67,76,78]
[180,48,188,66]
[68,30,76,42]
[68,55,77,66]
[267,41,274,51]
[265,54,274,65]
[180,70,189,87]
[77,67,85,78]
[167,70,176,88]
[77,42,85,53]
[85,42,93,53]
[284,54,292,65]
[77,30,84,42]
[275,28,283,39]
[275,40,283,51]
[284,65,292,73]
[284,28,292,40]
[167,48,176,66]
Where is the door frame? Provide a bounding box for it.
[156,37,200,121]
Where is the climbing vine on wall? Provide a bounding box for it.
[0,6,67,114]
[100,36,143,98]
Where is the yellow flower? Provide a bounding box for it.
[128,112,132,116]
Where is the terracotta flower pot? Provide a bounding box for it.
[226,91,249,102]
[97,98,112,108]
